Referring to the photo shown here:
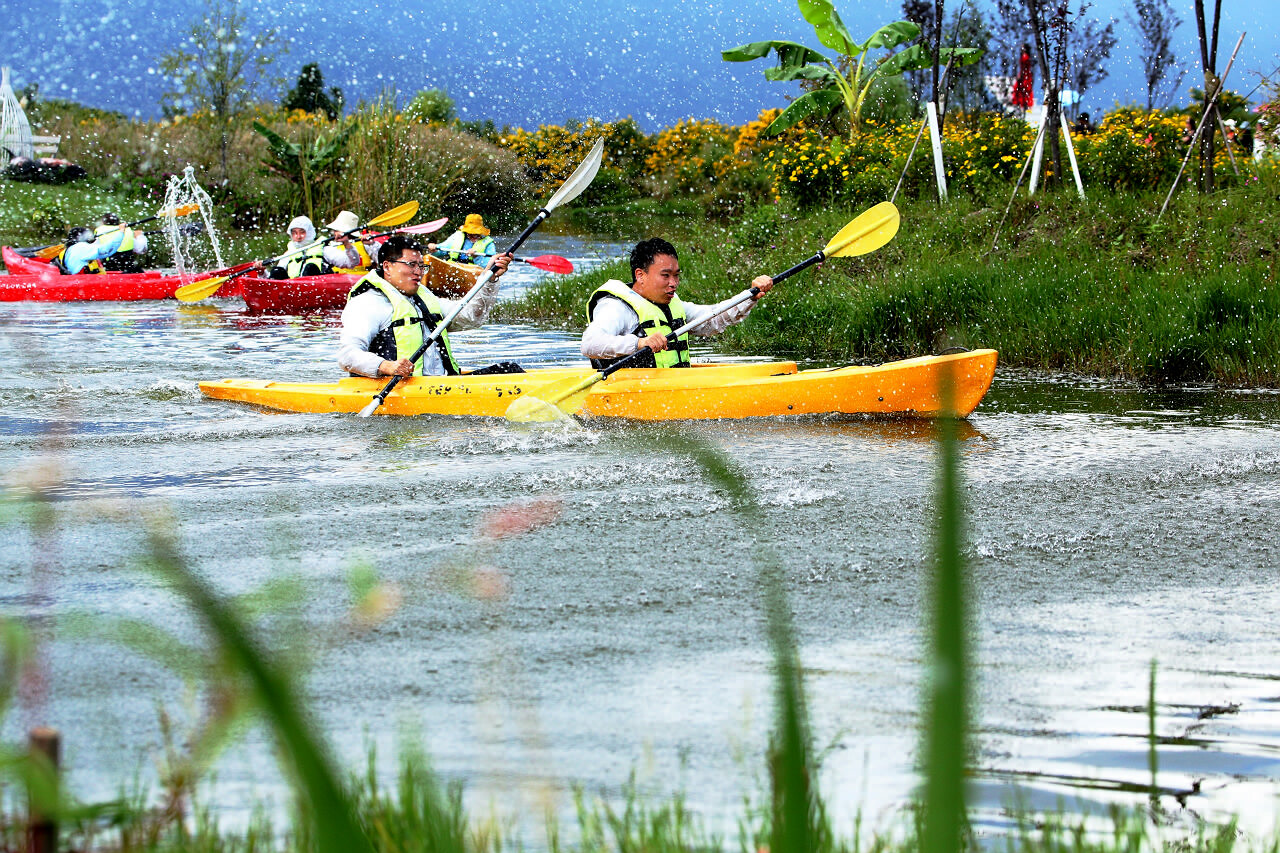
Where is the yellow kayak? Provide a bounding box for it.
[198,349,998,420]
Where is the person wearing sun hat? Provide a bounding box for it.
[429,213,497,267]
[323,209,375,274]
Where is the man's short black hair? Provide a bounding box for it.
[378,234,425,268]
[629,238,678,281]
[100,212,121,225]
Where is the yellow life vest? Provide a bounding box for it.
[285,241,327,278]
[347,271,461,376]
[438,230,495,264]
[586,280,690,369]
[95,224,135,253]
[332,240,373,275]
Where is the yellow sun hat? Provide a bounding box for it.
[461,213,490,236]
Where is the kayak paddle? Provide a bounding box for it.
[358,137,605,417]
[516,255,573,273]
[174,202,420,302]
[26,203,202,260]
[504,200,901,424]
[432,244,574,274]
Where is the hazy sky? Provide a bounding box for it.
[2,0,1275,129]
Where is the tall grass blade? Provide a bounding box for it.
[1148,659,1159,811]
[140,520,374,853]
[921,363,969,853]
[661,437,823,853]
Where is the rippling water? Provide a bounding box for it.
[3,237,1280,843]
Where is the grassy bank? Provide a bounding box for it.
[504,178,1280,385]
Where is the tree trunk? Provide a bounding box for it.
[1024,1,1061,187]
[1194,0,1221,193]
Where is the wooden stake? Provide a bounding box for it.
[27,727,59,853]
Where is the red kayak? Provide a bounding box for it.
[0,247,263,302]
[0,271,190,301]
[239,273,361,313]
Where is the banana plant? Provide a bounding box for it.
[724,2,982,139]
[252,120,356,222]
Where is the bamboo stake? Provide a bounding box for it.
[1158,31,1246,220]
[989,119,1049,254]
[1216,114,1241,176]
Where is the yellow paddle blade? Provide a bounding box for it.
[160,202,201,218]
[34,243,64,260]
[505,395,577,424]
[824,201,900,258]
[504,373,600,423]
[366,201,419,229]
[174,274,231,303]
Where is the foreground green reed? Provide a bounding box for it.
[0,425,1261,852]
[507,177,1280,385]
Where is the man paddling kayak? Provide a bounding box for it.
[581,238,773,369]
[428,213,495,267]
[52,227,124,275]
[324,209,376,274]
[337,234,517,378]
[95,212,149,273]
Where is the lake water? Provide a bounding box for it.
[2,233,1279,845]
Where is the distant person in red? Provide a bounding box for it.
[1012,43,1035,110]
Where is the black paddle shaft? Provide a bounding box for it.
[369,208,552,407]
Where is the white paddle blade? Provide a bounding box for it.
[544,137,604,212]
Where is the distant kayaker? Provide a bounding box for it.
[267,215,326,279]
[323,210,375,274]
[337,234,517,378]
[95,212,149,273]
[581,238,773,370]
[52,226,124,275]
[428,214,495,267]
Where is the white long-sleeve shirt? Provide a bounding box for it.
[337,276,500,377]
[580,280,760,361]
[323,241,370,270]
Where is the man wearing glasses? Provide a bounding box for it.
[338,234,515,378]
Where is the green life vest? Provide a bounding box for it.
[285,241,327,278]
[94,224,135,253]
[347,271,461,376]
[586,279,690,369]
[438,231,496,264]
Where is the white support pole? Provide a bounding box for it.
[1060,109,1085,198]
[925,101,948,201]
[1028,106,1046,194]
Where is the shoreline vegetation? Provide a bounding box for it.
[5,93,1279,385]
